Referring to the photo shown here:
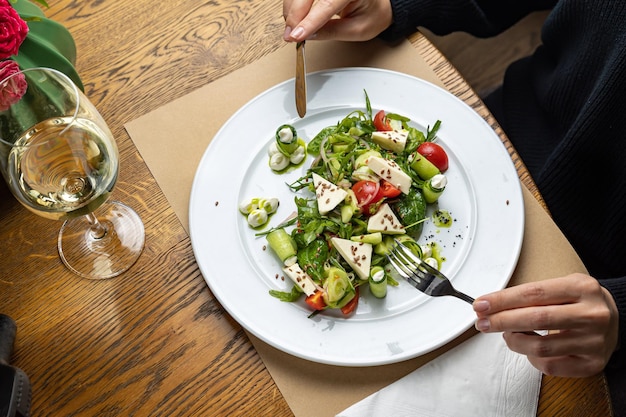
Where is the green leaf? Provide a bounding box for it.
[29,0,48,7]
[364,90,372,120]
[307,126,335,155]
[426,120,442,142]
[297,239,329,282]
[391,188,427,237]
[269,286,303,302]
[12,0,83,90]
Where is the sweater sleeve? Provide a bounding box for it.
[599,277,626,368]
[379,0,556,41]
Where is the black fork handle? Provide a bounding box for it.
[454,291,475,304]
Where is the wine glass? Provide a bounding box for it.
[0,67,144,279]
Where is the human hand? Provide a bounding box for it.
[473,273,620,377]
[282,0,393,42]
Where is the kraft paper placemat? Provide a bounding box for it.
[125,39,587,417]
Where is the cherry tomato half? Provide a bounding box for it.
[352,180,382,215]
[373,110,392,131]
[305,291,326,310]
[378,180,401,199]
[352,180,401,215]
[417,142,449,172]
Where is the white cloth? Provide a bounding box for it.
[337,332,542,417]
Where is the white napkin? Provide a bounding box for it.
[337,332,542,417]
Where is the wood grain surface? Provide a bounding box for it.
[0,0,612,416]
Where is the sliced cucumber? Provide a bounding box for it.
[351,232,383,245]
[410,153,440,180]
[266,229,297,265]
[368,266,387,298]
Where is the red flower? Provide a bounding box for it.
[0,60,27,111]
[0,2,28,60]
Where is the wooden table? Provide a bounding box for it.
[0,0,612,416]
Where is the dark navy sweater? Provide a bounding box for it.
[380,0,626,411]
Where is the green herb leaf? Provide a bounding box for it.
[297,238,329,282]
[269,286,303,302]
[426,120,442,142]
[391,188,427,237]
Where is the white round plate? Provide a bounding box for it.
[189,68,524,366]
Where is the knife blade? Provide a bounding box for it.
[295,41,307,117]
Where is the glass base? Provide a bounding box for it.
[58,201,145,279]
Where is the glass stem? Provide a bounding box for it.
[87,213,107,240]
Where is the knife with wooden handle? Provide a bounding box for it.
[295,41,307,117]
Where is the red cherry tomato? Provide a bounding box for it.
[417,142,449,172]
[373,110,392,131]
[340,288,359,315]
[352,180,380,214]
[377,180,401,199]
[305,291,326,310]
[352,180,401,215]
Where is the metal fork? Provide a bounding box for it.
[387,239,474,304]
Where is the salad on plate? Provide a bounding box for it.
[240,93,454,317]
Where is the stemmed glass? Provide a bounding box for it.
[0,67,144,279]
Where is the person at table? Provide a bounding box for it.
[282,0,626,413]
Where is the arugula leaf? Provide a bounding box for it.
[364,90,373,120]
[308,126,335,155]
[269,285,303,302]
[404,126,426,155]
[426,120,442,142]
[291,197,337,247]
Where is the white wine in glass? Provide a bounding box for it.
[0,67,144,279]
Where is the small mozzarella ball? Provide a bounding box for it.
[289,145,306,164]
[278,127,294,144]
[239,198,258,215]
[247,209,268,228]
[371,269,385,283]
[259,198,279,214]
[420,244,432,258]
[430,174,448,190]
[269,153,290,171]
[268,141,281,156]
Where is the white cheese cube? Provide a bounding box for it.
[330,237,372,280]
[366,156,412,194]
[312,173,348,215]
[371,130,408,153]
[367,203,406,235]
[282,263,318,296]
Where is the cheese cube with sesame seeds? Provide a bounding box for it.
[365,156,412,194]
[367,203,406,235]
[282,263,319,296]
[371,129,408,154]
[330,237,372,280]
[312,173,348,215]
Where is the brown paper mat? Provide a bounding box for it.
[125,39,586,417]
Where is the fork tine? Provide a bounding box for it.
[387,239,472,303]
[390,241,429,279]
[387,252,425,292]
[387,250,418,282]
[387,243,433,294]
[392,239,422,264]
